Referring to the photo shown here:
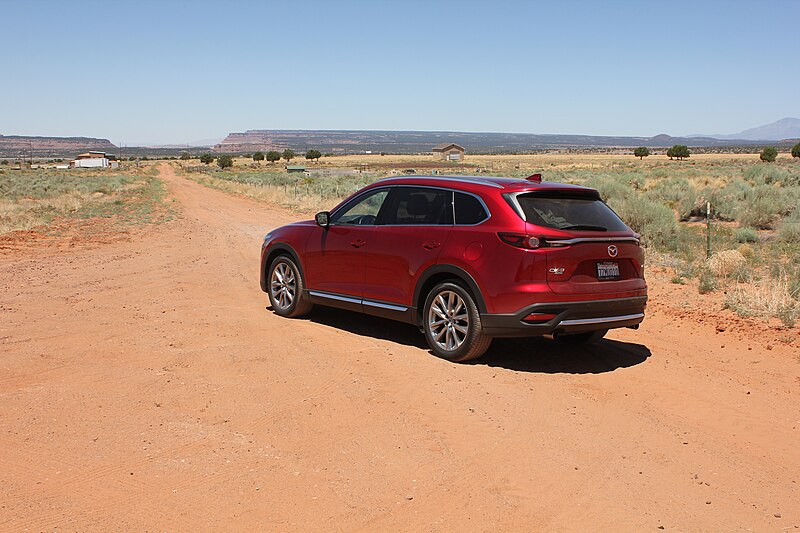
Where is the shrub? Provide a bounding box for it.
[615,196,681,250]
[583,174,634,204]
[217,155,233,169]
[646,177,699,220]
[200,153,214,165]
[760,147,778,162]
[180,152,192,160]
[792,142,800,159]
[734,227,758,243]
[735,184,791,229]
[779,211,800,243]
[724,270,799,327]
[253,151,265,162]
[743,164,797,186]
[282,149,296,162]
[633,147,650,160]
[305,149,322,161]
[266,150,281,163]
[707,249,747,278]
[698,270,718,294]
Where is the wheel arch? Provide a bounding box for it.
[262,243,305,292]
[414,265,487,322]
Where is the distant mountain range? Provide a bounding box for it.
[690,117,800,141]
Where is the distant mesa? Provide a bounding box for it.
[213,127,791,155]
[0,134,117,158]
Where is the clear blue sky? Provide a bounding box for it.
[1,0,798,145]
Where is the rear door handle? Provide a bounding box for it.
[350,239,366,248]
[422,241,441,250]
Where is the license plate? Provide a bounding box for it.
[596,261,620,281]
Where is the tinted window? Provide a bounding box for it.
[516,193,629,232]
[332,188,389,225]
[454,192,488,225]
[381,187,453,225]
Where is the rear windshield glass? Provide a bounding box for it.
[516,193,629,232]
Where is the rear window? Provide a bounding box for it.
[515,193,629,232]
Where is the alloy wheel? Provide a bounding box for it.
[270,261,296,310]
[427,290,469,352]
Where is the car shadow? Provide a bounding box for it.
[475,337,651,374]
[275,306,651,375]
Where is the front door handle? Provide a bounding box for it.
[350,239,366,248]
[422,241,441,250]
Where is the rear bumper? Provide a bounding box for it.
[480,295,647,337]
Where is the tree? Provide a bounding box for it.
[305,149,322,162]
[266,150,281,163]
[253,151,265,162]
[667,145,690,161]
[200,153,215,165]
[791,142,800,159]
[180,152,192,160]
[760,146,777,162]
[1,160,8,165]
[282,149,296,162]
[633,147,650,160]
[217,154,233,169]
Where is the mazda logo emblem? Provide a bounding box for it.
[608,245,618,257]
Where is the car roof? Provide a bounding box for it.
[374,175,596,194]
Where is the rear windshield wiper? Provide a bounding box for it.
[560,224,608,231]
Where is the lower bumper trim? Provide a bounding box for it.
[559,312,645,327]
[481,296,647,337]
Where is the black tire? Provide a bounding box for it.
[267,255,313,318]
[556,329,607,345]
[422,282,492,362]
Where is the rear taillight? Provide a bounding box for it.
[497,233,543,249]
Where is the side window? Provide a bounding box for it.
[454,192,488,225]
[331,189,389,225]
[381,187,453,225]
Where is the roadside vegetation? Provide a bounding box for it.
[180,154,800,326]
[0,165,172,235]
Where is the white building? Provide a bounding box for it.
[71,151,119,169]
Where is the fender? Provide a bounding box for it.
[261,242,305,293]
[413,264,487,314]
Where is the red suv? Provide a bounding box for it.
[260,175,647,361]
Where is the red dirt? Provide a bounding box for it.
[1,165,798,531]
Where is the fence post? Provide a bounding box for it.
[706,201,712,259]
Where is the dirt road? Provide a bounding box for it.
[1,165,798,531]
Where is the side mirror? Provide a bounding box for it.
[315,211,330,228]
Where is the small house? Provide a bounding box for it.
[71,151,119,169]
[432,143,465,161]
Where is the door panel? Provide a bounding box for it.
[362,186,453,308]
[363,226,450,307]
[304,187,390,299]
[304,225,371,298]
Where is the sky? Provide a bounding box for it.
[1,0,798,145]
